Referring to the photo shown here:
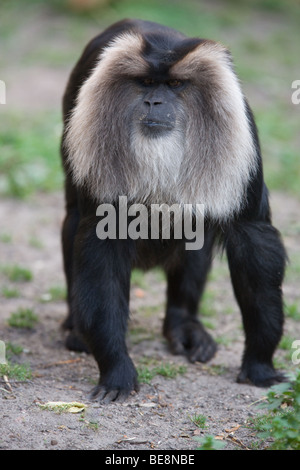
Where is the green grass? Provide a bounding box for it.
[137,358,187,384]
[47,285,67,301]
[82,420,99,431]
[1,286,20,298]
[0,112,63,198]
[190,413,207,429]
[249,371,300,450]
[6,342,24,357]
[40,285,67,302]
[285,302,300,321]
[8,307,38,329]
[1,265,33,282]
[278,334,295,351]
[256,108,300,195]
[97,0,225,38]
[202,319,216,330]
[0,342,30,381]
[0,362,32,381]
[277,335,298,363]
[196,435,226,450]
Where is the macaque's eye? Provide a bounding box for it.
[167,79,184,89]
[142,78,156,86]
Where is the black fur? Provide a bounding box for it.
[61,19,286,402]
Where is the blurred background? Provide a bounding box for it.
[0,0,299,200]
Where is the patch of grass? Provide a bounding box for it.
[1,265,33,282]
[195,435,226,450]
[137,365,156,385]
[1,286,20,298]
[48,285,67,301]
[0,362,32,381]
[84,420,99,431]
[202,319,215,330]
[8,307,38,329]
[137,358,187,384]
[190,414,207,429]
[285,302,300,321]
[249,370,300,450]
[277,335,297,364]
[40,285,66,302]
[155,362,187,379]
[278,335,295,351]
[6,342,24,357]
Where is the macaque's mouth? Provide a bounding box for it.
[141,119,174,130]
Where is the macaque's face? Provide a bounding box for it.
[131,77,188,138]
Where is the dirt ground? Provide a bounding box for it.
[1,5,300,452]
[0,188,299,451]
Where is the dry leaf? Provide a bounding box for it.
[68,405,86,413]
[39,401,87,413]
[225,424,241,433]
